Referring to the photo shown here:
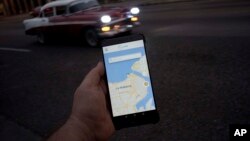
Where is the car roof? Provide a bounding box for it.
[41,0,76,11]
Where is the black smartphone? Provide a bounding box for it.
[102,34,159,129]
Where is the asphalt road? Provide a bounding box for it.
[1,0,250,140]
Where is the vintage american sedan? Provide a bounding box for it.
[23,0,140,47]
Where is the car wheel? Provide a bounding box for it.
[84,29,99,47]
[37,32,46,44]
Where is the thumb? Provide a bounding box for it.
[81,62,105,88]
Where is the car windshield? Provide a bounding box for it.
[69,0,99,13]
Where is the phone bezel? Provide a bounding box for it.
[101,34,159,129]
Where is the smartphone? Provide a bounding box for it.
[102,34,159,129]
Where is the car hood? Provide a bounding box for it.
[72,6,129,18]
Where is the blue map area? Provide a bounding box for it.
[104,46,155,111]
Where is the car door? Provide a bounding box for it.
[49,6,69,35]
[66,3,97,37]
[42,7,55,34]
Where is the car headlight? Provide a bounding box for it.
[101,15,111,23]
[130,7,140,14]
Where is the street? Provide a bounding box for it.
[1,0,250,140]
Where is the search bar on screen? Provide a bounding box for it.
[109,53,141,63]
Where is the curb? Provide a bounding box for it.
[0,14,29,22]
[104,0,197,7]
[138,0,196,6]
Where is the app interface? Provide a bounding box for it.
[103,40,156,117]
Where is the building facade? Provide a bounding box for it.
[0,0,53,16]
[0,0,120,16]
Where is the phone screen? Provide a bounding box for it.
[103,40,156,117]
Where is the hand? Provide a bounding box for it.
[47,62,114,141]
[71,61,115,140]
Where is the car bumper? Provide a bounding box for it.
[98,19,140,37]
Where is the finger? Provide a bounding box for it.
[82,61,105,87]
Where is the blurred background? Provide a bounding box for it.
[0,0,250,141]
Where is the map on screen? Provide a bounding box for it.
[103,40,156,117]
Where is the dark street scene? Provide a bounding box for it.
[0,0,250,140]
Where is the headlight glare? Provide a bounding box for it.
[130,7,140,14]
[101,15,111,23]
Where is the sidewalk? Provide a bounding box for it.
[105,0,196,7]
[0,0,193,23]
[0,14,29,23]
